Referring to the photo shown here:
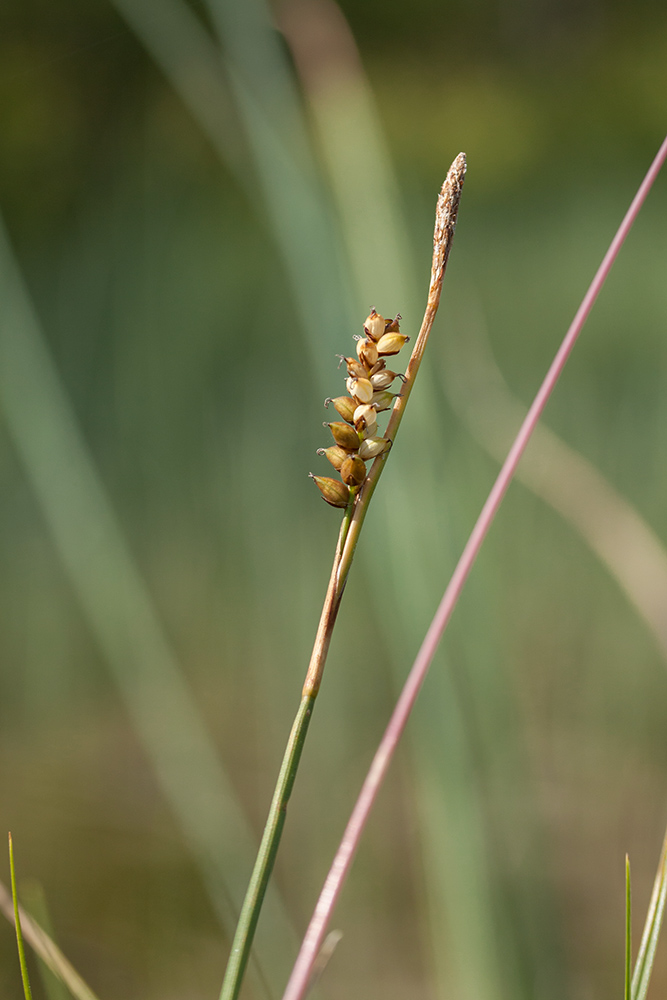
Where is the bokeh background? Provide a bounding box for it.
[1,1,667,998]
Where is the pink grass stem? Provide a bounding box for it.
[281,135,667,1000]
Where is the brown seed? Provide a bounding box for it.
[376,332,410,356]
[364,309,386,342]
[384,313,402,332]
[325,395,357,423]
[317,445,353,471]
[309,474,350,508]
[340,455,367,486]
[326,421,361,450]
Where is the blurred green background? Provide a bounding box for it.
[1,0,667,998]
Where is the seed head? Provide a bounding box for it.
[309,474,351,508]
[316,308,404,506]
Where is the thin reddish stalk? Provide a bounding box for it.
[281,134,667,1000]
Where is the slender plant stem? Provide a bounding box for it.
[220,694,315,1000]
[625,855,632,1000]
[9,834,34,1000]
[219,152,466,1000]
[280,134,667,1000]
[219,490,356,1000]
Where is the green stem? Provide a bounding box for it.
[220,694,315,1000]
[9,834,34,1000]
[219,492,355,1000]
[219,155,465,1000]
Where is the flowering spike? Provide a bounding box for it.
[317,308,405,506]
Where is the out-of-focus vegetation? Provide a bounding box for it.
[1,1,666,999]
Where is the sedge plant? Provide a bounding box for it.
[219,151,467,1000]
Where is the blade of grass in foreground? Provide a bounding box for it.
[626,856,632,1000]
[631,825,667,1000]
[9,834,34,1000]
[281,134,667,1000]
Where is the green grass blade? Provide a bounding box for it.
[626,855,632,1000]
[0,877,102,1000]
[8,834,34,1000]
[631,827,667,1000]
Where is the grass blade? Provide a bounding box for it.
[626,855,632,1000]
[631,826,667,1000]
[0,877,101,1000]
[8,834,34,1000]
[445,316,667,665]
